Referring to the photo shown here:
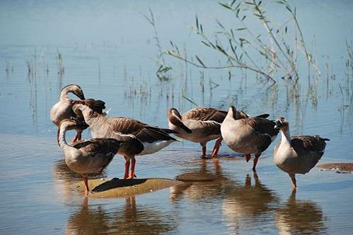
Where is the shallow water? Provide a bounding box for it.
[1,0,353,234]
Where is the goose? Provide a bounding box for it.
[72,103,176,179]
[58,119,123,196]
[273,117,330,189]
[168,107,268,158]
[221,106,278,171]
[168,107,228,158]
[50,84,105,144]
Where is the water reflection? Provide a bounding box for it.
[52,160,106,201]
[275,191,327,235]
[170,159,229,202]
[66,196,177,235]
[222,172,280,233]
[66,197,110,235]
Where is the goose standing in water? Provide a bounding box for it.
[58,119,123,196]
[72,103,176,179]
[221,106,278,171]
[168,107,227,158]
[50,84,105,143]
[168,107,267,158]
[273,117,329,189]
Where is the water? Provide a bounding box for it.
[1,0,353,234]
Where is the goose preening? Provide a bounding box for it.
[50,84,105,144]
[168,107,228,158]
[72,103,176,179]
[273,117,330,189]
[58,119,123,196]
[168,107,270,158]
[221,106,278,171]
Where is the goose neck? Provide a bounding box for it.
[58,125,70,151]
[280,128,291,145]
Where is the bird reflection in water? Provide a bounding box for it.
[275,190,327,235]
[222,172,280,233]
[52,159,107,201]
[170,159,229,202]
[66,197,110,235]
[66,196,178,235]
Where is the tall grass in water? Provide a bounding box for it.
[338,41,353,131]
[144,8,172,81]
[165,0,320,85]
[56,49,64,77]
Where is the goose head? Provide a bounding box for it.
[62,84,85,100]
[169,108,182,119]
[59,118,87,131]
[72,103,99,120]
[227,106,240,120]
[168,108,192,134]
[274,117,289,132]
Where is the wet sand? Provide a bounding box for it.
[72,178,183,198]
[318,163,353,173]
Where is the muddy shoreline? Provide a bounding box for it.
[318,163,353,173]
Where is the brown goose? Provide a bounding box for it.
[58,119,123,196]
[50,84,105,144]
[273,117,329,189]
[221,106,278,171]
[168,107,228,158]
[169,107,269,158]
[72,103,176,179]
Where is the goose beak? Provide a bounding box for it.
[274,120,282,129]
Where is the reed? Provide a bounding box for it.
[144,8,172,81]
[165,0,320,84]
[56,49,64,76]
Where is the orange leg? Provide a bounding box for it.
[211,137,222,158]
[289,174,297,189]
[83,176,89,196]
[71,131,82,144]
[129,157,136,179]
[124,156,130,179]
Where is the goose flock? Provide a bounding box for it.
[51,84,330,196]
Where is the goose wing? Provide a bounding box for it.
[184,107,227,123]
[245,118,278,152]
[109,117,176,143]
[291,135,329,152]
[246,118,279,137]
[73,138,122,156]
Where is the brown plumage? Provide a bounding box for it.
[50,84,105,144]
[273,117,329,189]
[221,106,278,170]
[168,107,269,158]
[168,107,227,158]
[58,119,123,196]
[183,107,228,123]
[72,103,175,179]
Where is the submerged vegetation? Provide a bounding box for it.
[165,0,320,84]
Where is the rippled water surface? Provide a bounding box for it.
[1,0,353,234]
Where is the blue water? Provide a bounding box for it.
[0,0,353,234]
